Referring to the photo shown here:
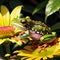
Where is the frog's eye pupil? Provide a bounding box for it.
[21,20,26,24]
[32,28,34,31]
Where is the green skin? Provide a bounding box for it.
[19,19,56,43]
[14,16,56,43]
[32,25,45,32]
[40,32,56,43]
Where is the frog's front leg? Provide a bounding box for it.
[40,32,56,43]
[18,30,29,38]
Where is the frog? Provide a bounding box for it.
[14,16,56,44]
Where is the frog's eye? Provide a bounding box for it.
[20,19,27,24]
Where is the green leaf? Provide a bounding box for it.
[45,0,60,21]
[32,0,48,14]
[51,22,60,30]
[13,44,19,50]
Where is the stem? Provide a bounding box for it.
[4,42,11,60]
[5,42,11,54]
[0,44,4,56]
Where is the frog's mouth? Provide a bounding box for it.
[30,30,43,40]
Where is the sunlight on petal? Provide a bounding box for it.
[21,57,27,60]
[9,39,16,43]
[11,5,23,25]
[0,13,3,26]
[1,5,10,26]
[0,39,6,44]
[5,53,10,57]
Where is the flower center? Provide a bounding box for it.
[0,26,15,38]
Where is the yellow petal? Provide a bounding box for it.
[0,39,6,44]
[9,39,16,43]
[17,52,34,57]
[26,57,36,60]
[24,46,33,52]
[35,57,41,60]
[11,5,23,25]
[1,5,10,26]
[0,13,3,26]
[17,40,23,46]
[5,53,10,57]
[21,57,27,60]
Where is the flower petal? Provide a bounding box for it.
[0,39,6,44]
[5,53,10,57]
[15,38,60,60]
[0,13,3,27]
[11,5,23,24]
[32,42,60,59]
[1,5,10,26]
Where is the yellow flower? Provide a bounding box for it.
[0,5,22,26]
[0,5,60,60]
[13,38,60,60]
[0,5,23,45]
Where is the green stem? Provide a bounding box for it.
[4,42,11,60]
[4,41,10,54]
[1,41,11,60]
[0,44,4,56]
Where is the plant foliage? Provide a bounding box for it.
[45,0,60,21]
